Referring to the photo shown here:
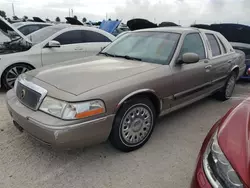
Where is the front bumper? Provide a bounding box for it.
[191,153,212,188]
[6,89,114,148]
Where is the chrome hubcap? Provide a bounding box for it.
[226,75,236,98]
[121,105,153,145]
[6,66,29,88]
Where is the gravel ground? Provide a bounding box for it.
[1,81,250,188]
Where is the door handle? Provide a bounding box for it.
[205,65,212,69]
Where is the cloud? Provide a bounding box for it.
[111,0,250,26]
[0,0,250,25]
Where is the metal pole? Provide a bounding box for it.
[12,3,15,16]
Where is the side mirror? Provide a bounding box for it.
[46,40,61,48]
[177,53,200,64]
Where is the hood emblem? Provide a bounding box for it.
[20,89,26,99]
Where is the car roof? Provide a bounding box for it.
[15,22,53,27]
[132,26,219,34]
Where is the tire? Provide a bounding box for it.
[2,64,33,90]
[109,97,156,152]
[215,71,237,101]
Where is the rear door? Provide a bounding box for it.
[41,30,85,66]
[170,32,210,107]
[80,30,112,56]
[204,33,232,89]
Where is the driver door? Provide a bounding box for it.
[41,30,85,66]
[170,33,211,108]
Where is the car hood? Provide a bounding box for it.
[99,20,121,34]
[26,56,160,95]
[0,16,31,44]
[218,100,250,186]
[127,18,157,31]
[65,17,83,25]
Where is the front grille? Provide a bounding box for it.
[16,82,42,110]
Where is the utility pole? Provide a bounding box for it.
[71,9,73,17]
[69,8,70,17]
[12,3,15,16]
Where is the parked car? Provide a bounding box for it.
[0,16,115,89]
[192,23,250,80]
[12,22,53,36]
[231,42,250,79]
[6,27,245,152]
[190,98,250,188]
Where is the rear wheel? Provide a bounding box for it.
[2,64,33,90]
[109,97,156,152]
[215,71,237,101]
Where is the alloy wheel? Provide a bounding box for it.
[5,66,30,88]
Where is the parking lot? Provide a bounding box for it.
[0,81,249,188]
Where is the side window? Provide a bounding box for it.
[39,25,50,29]
[180,33,206,59]
[19,25,41,35]
[54,30,82,45]
[206,34,221,57]
[81,30,111,43]
[217,37,227,54]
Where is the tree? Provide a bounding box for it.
[55,17,60,22]
[82,17,87,23]
[73,15,77,20]
[0,10,6,18]
[23,15,28,20]
[45,18,50,22]
[13,16,19,20]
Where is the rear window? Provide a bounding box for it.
[217,37,227,54]
[206,34,221,57]
[81,30,111,42]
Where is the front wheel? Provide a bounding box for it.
[2,64,33,90]
[215,72,237,101]
[109,97,156,152]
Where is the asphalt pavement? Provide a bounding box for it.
[1,81,250,188]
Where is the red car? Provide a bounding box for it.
[191,99,250,188]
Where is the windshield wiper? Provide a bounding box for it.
[115,55,142,61]
[98,52,142,61]
[98,52,116,57]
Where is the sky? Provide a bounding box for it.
[1,0,250,26]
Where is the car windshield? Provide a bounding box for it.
[28,26,66,44]
[102,31,180,65]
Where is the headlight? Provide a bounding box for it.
[39,96,105,120]
[203,129,243,188]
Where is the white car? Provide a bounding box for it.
[0,17,115,89]
[12,22,53,36]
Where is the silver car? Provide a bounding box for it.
[6,27,245,152]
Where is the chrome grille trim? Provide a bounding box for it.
[17,75,48,110]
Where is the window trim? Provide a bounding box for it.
[177,32,207,61]
[216,36,228,54]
